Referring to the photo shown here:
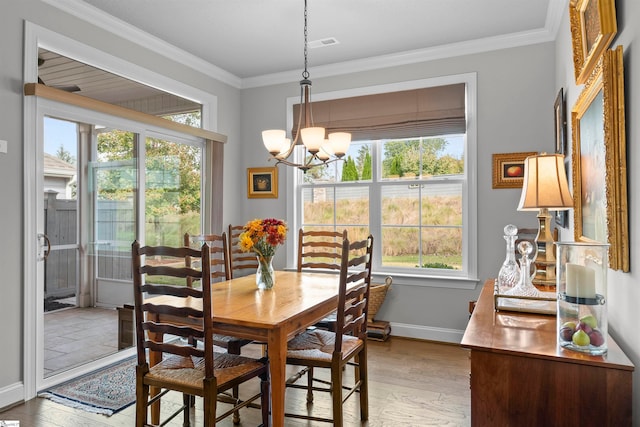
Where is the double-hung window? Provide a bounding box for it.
[293,74,477,282]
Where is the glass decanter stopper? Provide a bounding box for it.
[497,224,520,292]
[505,240,540,297]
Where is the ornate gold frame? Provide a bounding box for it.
[569,0,617,84]
[492,152,537,189]
[247,167,278,199]
[571,46,628,271]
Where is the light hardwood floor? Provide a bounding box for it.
[1,338,471,426]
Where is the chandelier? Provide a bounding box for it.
[262,0,351,172]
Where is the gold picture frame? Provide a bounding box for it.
[571,46,628,271]
[569,0,617,85]
[492,152,537,189]
[247,167,278,199]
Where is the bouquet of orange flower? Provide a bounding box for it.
[239,218,288,259]
[240,218,287,289]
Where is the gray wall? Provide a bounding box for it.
[1,0,638,422]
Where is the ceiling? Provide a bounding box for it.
[38,0,565,106]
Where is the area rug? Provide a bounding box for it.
[38,357,136,416]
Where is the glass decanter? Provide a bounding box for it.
[505,240,540,297]
[497,224,520,292]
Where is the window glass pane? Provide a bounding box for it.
[382,185,419,225]
[421,227,462,270]
[381,135,464,180]
[421,135,464,177]
[302,187,335,225]
[336,186,369,224]
[421,182,462,226]
[145,137,201,247]
[381,226,419,268]
[95,129,138,281]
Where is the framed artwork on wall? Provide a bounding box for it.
[571,46,628,271]
[569,0,617,84]
[554,88,570,228]
[247,167,278,199]
[492,152,537,189]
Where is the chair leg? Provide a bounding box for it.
[203,378,217,427]
[182,393,191,427]
[331,363,344,427]
[357,350,369,421]
[306,367,314,403]
[227,342,242,424]
[260,371,271,427]
[136,366,149,427]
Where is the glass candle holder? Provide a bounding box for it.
[556,242,608,355]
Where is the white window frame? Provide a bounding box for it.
[286,73,478,288]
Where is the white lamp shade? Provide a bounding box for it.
[262,129,287,154]
[275,138,291,159]
[518,153,573,211]
[328,132,351,156]
[300,127,325,152]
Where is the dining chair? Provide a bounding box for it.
[297,228,348,331]
[184,232,255,423]
[131,240,270,427]
[285,234,374,426]
[227,224,259,278]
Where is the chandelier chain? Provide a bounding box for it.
[303,0,309,79]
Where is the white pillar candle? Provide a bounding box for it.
[565,263,596,299]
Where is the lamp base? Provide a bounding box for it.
[533,208,558,287]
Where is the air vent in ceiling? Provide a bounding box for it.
[308,37,340,49]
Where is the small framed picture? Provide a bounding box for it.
[247,167,278,198]
[492,152,537,189]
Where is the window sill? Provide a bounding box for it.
[371,272,479,290]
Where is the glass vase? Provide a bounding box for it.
[256,255,275,290]
[556,242,608,355]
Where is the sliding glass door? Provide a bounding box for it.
[36,103,206,390]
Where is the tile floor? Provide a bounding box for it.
[44,306,122,377]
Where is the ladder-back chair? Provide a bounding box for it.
[285,234,374,426]
[131,240,270,427]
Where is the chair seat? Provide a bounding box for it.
[147,353,266,391]
[287,329,362,362]
[213,334,252,345]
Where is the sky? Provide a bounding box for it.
[44,117,77,159]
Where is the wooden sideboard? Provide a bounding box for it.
[461,279,634,426]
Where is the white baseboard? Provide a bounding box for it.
[0,382,24,411]
[389,322,465,344]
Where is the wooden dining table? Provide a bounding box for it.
[147,270,342,427]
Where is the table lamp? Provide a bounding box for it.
[517,153,573,287]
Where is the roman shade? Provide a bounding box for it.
[292,83,466,141]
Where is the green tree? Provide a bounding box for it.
[341,156,359,181]
[381,137,460,177]
[361,151,372,180]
